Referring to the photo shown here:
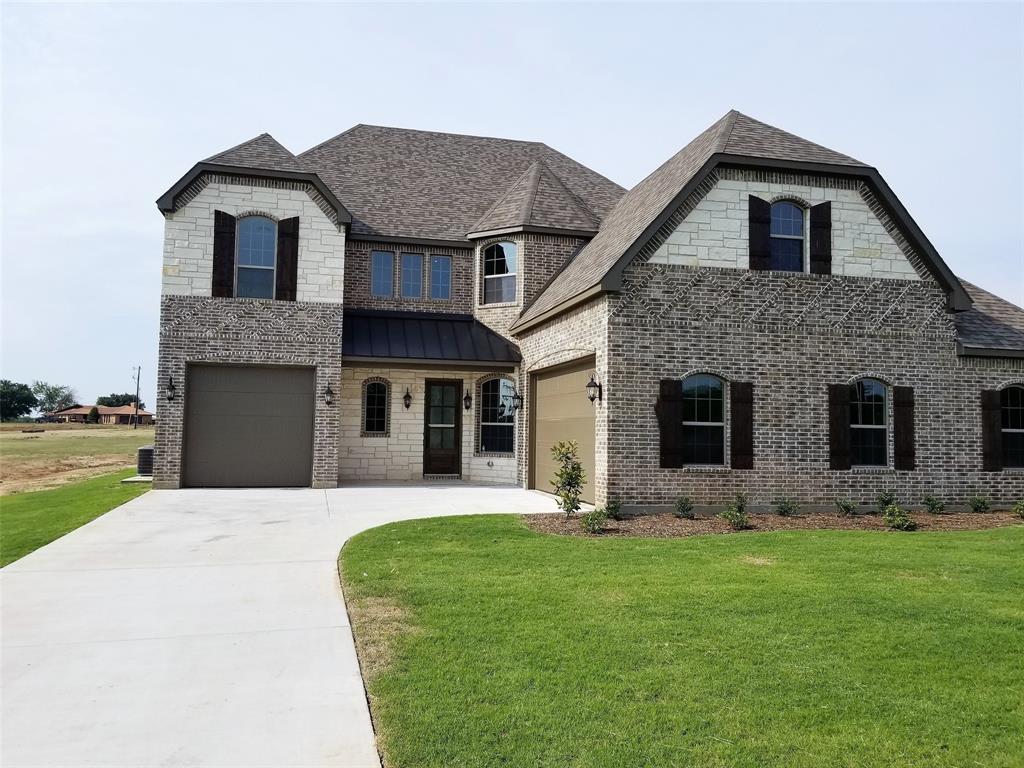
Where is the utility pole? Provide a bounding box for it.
[132,366,141,429]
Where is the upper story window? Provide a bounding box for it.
[682,374,724,465]
[401,253,423,298]
[1002,385,1024,467]
[236,216,277,299]
[850,378,887,466]
[479,377,515,453]
[482,241,517,305]
[769,201,804,272]
[371,250,394,297]
[430,255,452,300]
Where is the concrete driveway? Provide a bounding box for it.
[1,484,560,767]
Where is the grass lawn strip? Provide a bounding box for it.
[0,468,149,567]
[341,515,1024,768]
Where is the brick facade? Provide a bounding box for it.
[343,239,473,313]
[154,295,343,489]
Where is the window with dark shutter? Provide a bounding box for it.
[212,210,237,297]
[981,389,1003,471]
[893,386,915,470]
[1001,386,1024,468]
[656,380,684,468]
[828,384,851,470]
[730,382,754,469]
[275,216,299,302]
[849,378,887,467]
[748,196,771,271]
[809,201,832,275]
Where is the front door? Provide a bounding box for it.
[423,380,462,476]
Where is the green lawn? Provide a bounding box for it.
[0,469,149,567]
[341,516,1024,768]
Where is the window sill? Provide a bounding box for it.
[360,432,390,439]
[681,464,730,472]
[479,301,518,309]
[476,451,514,459]
[850,465,895,474]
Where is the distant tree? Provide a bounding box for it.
[0,380,38,421]
[97,393,145,410]
[87,406,100,424]
[31,381,78,414]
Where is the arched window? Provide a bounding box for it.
[682,374,724,465]
[236,216,277,298]
[849,378,887,466]
[1001,385,1024,467]
[479,377,515,453]
[362,379,390,437]
[769,201,804,272]
[482,242,517,304]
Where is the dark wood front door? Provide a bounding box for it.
[423,379,462,476]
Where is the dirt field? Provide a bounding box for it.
[0,423,156,495]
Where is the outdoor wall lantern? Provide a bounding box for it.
[463,391,472,410]
[586,374,602,404]
[403,388,413,409]
[166,376,176,401]
[324,385,335,406]
[510,389,524,411]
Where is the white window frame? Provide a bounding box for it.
[1001,385,1024,468]
[768,200,806,273]
[482,242,517,305]
[681,374,725,467]
[234,216,277,299]
[850,379,888,467]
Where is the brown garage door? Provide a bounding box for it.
[183,365,315,488]
[530,358,596,503]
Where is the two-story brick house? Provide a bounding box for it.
[154,111,1024,510]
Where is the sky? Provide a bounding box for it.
[2,2,1022,410]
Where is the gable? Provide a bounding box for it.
[646,169,924,282]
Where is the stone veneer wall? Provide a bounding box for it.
[343,239,474,313]
[161,177,346,303]
[648,169,921,281]
[338,366,517,484]
[154,296,343,489]
[604,262,1024,509]
[516,297,609,505]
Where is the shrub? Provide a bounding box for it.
[605,498,623,521]
[551,441,586,519]
[968,495,990,513]
[580,507,608,534]
[774,497,799,517]
[674,495,695,519]
[719,493,750,530]
[835,497,856,517]
[1013,500,1024,519]
[922,494,945,515]
[883,503,917,531]
[875,490,897,513]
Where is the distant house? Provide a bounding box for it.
[50,403,154,425]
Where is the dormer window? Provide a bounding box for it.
[482,241,517,305]
[235,216,277,299]
[769,201,804,272]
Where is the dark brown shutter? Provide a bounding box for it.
[275,216,299,301]
[748,196,771,271]
[809,201,832,275]
[212,210,236,298]
[656,380,684,468]
[981,389,1002,471]
[828,384,851,470]
[893,386,915,470]
[730,382,754,469]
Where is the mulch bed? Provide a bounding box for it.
[525,510,1024,538]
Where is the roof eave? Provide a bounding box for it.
[956,342,1024,359]
[155,162,353,226]
[467,224,598,241]
[342,355,518,369]
[508,284,605,334]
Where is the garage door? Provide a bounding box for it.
[183,365,315,488]
[530,358,596,503]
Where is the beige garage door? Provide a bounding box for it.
[183,365,315,488]
[530,358,596,503]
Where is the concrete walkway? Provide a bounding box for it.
[1,484,560,767]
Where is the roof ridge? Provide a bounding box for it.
[533,159,600,226]
[204,132,279,163]
[713,109,741,153]
[520,161,543,225]
[470,162,539,232]
[311,123,544,149]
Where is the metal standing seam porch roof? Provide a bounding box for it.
[342,310,521,367]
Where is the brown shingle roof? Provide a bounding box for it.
[205,133,303,173]
[954,280,1024,354]
[515,111,880,327]
[296,125,624,242]
[51,404,154,417]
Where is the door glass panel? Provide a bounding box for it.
[429,427,455,449]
